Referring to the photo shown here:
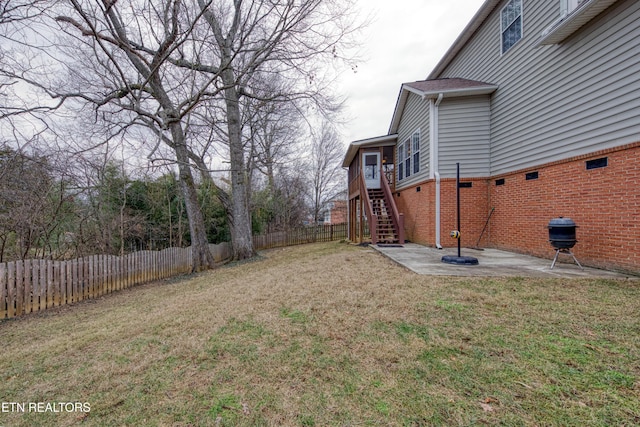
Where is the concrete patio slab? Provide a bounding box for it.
[371,243,638,279]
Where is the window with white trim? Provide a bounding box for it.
[501,0,522,54]
[397,142,405,181]
[403,137,411,179]
[560,0,580,17]
[411,130,420,175]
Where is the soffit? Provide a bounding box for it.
[342,134,398,168]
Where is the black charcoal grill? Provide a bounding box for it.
[548,217,583,270]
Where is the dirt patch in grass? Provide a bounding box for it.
[1,242,639,426]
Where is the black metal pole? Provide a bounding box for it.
[457,162,461,257]
[442,162,478,266]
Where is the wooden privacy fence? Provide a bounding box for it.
[253,223,347,250]
[1,225,347,319]
[1,243,231,319]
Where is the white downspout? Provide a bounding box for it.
[430,93,444,249]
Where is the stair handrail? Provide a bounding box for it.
[381,171,404,244]
[359,172,378,244]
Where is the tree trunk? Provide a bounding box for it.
[222,70,256,260]
[170,122,216,272]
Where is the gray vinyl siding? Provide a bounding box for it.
[436,0,640,175]
[438,96,491,178]
[396,92,430,189]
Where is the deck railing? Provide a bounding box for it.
[381,172,405,244]
[359,172,378,244]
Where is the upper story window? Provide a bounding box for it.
[411,130,420,175]
[398,142,405,181]
[397,139,412,181]
[501,0,523,54]
[539,0,617,45]
[398,130,421,181]
[560,0,580,17]
[403,137,412,179]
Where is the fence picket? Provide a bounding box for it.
[81,258,87,300]
[109,255,114,293]
[24,259,32,314]
[126,253,132,288]
[116,256,121,291]
[97,255,103,296]
[99,255,104,296]
[58,261,64,306]
[0,225,345,318]
[46,260,53,309]
[75,258,80,301]
[1,263,6,319]
[33,259,40,312]
[7,262,15,318]
[39,260,47,311]
[30,259,37,313]
[15,260,24,316]
[65,260,72,304]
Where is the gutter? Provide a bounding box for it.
[429,93,444,249]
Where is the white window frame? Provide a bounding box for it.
[560,0,580,17]
[411,130,420,175]
[403,137,411,179]
[397,142,405,181]
[501,0,523,54]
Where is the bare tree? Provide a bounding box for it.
[43,0,220,270]
[187,0,361,259]
[2,0,363,263]
[247,91,302,192]
[307,121,346,224]
[0,144,76,261]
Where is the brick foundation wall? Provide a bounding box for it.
[393,142,640,274]
[489,143,640,273]
[395,183,435,244]
[395,178,489,248]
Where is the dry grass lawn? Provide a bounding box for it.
[1,241,639,426]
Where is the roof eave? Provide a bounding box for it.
[427,0,503,79]
[388,84,498,134]
[342,134,398,168]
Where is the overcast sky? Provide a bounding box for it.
[338,0,485,144]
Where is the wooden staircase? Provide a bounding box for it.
[368,189,401,244]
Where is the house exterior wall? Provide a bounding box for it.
[326,200,347,224]
[349,0,640,272]
[395,142,640,274]
[399,0,640,273]
[437,0,640,176]
[396,92,430,189]
[395,92,493,188]
[394,183,435,244]
[395,178,490,248]
[439,96,492,177]
[488,142,640,273]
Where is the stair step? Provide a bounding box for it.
[366,187,402,245]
